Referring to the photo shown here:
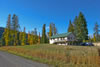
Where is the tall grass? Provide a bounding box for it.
[0,44,100,67]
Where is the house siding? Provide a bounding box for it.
[49,33,76,45]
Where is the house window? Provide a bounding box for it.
[68,37,70,40]
[61,38,63,40]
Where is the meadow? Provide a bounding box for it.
[0,44,100,67]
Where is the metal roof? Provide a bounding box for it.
[50,32,72,39]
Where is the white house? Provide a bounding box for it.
[49,32,77,45]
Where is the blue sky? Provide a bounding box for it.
[0,0,100,35]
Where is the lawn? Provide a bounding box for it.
[0,44,100,67]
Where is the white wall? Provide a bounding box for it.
[49,39,55,44]
[49,33,76,45]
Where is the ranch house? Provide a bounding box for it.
[49,32,77,45]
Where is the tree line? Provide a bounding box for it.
[1,14,57,46]
[68,12,100,42]
[1,12,100,46]
[68,12,88,42]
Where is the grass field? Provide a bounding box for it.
[0,44,100,67]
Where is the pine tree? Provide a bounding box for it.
[33,28,37,35]
[54,26,57,35]
[41,24,46,43]
[94,22,99,42]
[49,24,53,37]
[50,23,57,35]
[73,12,88,41]
[12,15,19,31]
[12,14,20,46]
[73,16,78,34]
[79,12,88,41]
[7,14,11,30]
[68,20,74,33]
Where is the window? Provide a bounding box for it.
[68,37,70,40]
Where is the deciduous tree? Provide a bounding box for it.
[38,32,41,44]
[49,24,53,37]
[3,14,11,46]
[21,27,26,46]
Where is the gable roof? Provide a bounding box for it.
[50,32,72,39]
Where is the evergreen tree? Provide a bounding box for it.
[50,23,57,35]
[73,16,78,34]
[68,20,74,33]
[33,28,37,35]
[7,14,11,30]
[94,22,99,41]
[73,12,88,41]
[41,24,46,43]
[12,15,19,31]
[12,14,20,46]
[54,25,57,35]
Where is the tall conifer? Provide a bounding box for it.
[41,24,46,43]
[68,20,74,33]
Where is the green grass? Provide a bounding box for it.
[0,44,100,67]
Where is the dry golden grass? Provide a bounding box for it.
[0,44,100,67]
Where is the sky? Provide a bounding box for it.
[0,0,100,36]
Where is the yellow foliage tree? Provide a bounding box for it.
[38,32,40,44]
[21,27,26,46]
[93,34,96,42]
[49,24,52,38]
[4,29,10,46]
[28,31,31,45]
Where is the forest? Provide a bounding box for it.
[0,12,99,46]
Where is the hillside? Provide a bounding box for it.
[0,27,4,39]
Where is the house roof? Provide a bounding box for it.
[50,32,72,39]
